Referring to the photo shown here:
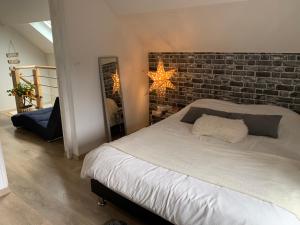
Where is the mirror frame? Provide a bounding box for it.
[98,56,126,142]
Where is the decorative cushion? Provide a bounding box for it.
[182,107,282,138]
[229,113,282,138]
[181,107,231,124]
[192,114,248,143]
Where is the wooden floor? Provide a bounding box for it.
[0,112,146,225]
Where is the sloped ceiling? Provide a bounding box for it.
[0,0,52,54]
[12,24,53,53]
[0,0,49,25]
[108,0,300,53]
[105,0,248,15]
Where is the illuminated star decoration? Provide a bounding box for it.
[112,69,120,94]
[148,59,176,98]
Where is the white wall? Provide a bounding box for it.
[0,24,49,111]
[0,142,9,196]
[50,0,300,157]
[49,0,148,156]
[121,0,300,53]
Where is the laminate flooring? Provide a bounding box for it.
[0,112,146,225]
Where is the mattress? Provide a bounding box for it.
[81,99,300,225]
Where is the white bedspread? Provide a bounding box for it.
[81,99,300,225]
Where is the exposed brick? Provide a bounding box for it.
[235,66,244,70]
[213,70,225,74]
[256,72,271,77]
[281,73,298,79]
[283,61,300,67]
[220,86,232,91]
[291,92,300,98]
[244,83,255,88]
[202,84,214,89]
[276,85,294,91]
[279,91,290,97]
[230,81,243,87]
[192,79,203,84]
[288,55,297,60]
[256,61,273,66]
[263,90,279,96]
[241,88,255,93]
[148,52,299,114]
[261,55,270,60]
[235,61,247,65]
[233,71,246,76]
[278,98,293,103]
[271,55,286,60]
[272,72,281,78]
[273,61,283,66]
[285,67,295,72]
[212,60,225,64]
[256,89,263,94]
[178,67,187,72]
[245,55,260,60]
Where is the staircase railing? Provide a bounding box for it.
[10,65,57,113]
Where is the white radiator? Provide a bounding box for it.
[0,142,9,197]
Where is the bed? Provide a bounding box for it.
[81,99,300,225]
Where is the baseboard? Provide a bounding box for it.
[0,187,10,198]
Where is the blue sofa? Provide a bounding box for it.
[11,97,63,140]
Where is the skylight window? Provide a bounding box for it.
[30,21,53,43]
[44,20,52,28]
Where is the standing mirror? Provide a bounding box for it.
[99,57,126,141]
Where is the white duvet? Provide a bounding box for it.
[81,99,300,225]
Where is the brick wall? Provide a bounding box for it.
[149,52,300,114]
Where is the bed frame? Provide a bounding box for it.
[91,179,173,225]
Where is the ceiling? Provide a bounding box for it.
[0,0,49,25]
[0,0,52,54]
[0,0,248,54]
[105,0,248,15]
[12,24,53,54]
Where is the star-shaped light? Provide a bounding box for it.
[112,69,120,94]
[148,59,176,97]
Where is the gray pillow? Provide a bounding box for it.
[181,107,282,138]
[229,113,282,138]
[181,107,231,124]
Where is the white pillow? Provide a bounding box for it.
[192,114,248,143]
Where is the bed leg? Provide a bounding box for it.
[97,197,106,207]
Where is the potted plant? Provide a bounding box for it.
[7,83,35,111]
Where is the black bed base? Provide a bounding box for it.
[91,179,173,225]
